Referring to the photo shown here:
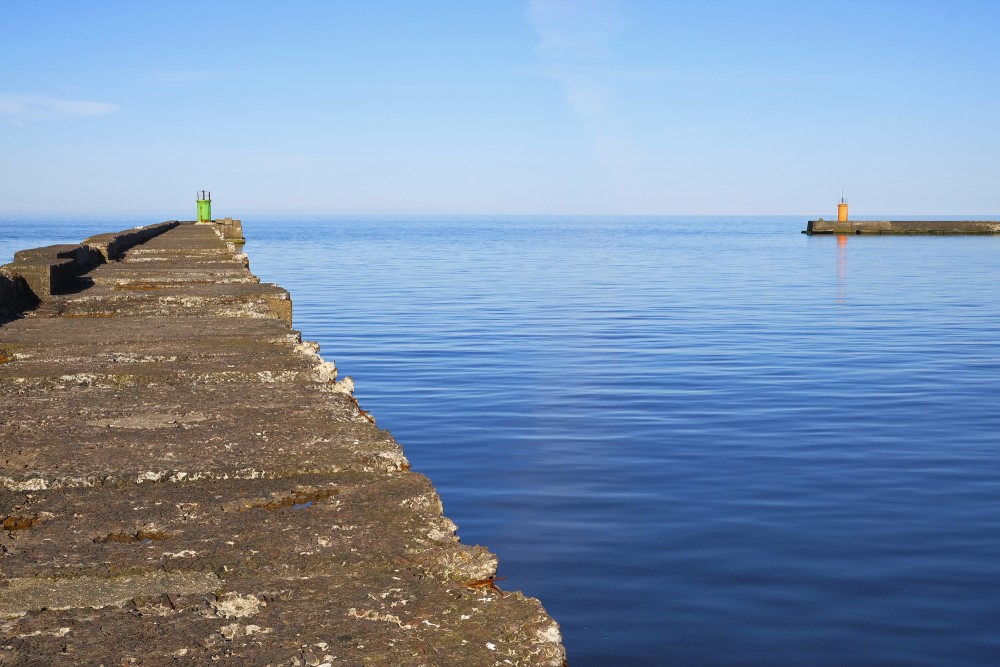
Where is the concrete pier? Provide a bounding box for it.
[804,219,1000,235]
[0,221,565,665]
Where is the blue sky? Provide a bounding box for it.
[3,0,999,216]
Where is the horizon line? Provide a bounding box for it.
[3,212,1000,220]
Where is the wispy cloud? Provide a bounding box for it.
[0,94,119,124]
[528,0,625,62]
[150,70,225,83]
[527,0,641,170]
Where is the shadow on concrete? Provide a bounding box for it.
[55,276,97,296]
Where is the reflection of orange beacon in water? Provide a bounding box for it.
[837,196,849,222]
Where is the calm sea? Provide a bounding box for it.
[3,216,1000,666]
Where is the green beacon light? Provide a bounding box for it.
[196,190,212,223]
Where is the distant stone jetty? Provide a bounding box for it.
[804,219,1000,235]
[0,221,565,665]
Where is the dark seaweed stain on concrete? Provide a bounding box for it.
[0,221,565,666]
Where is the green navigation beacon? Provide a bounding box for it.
[196,190,212,223]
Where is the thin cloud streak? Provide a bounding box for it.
[150,70,226,83]
[0,94,119,124]
[527,0,641,171]
[528,0,625,62]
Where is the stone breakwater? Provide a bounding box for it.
[803,219,1000,235]
[0,221,565,666]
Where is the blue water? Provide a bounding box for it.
[3,216,1000,666]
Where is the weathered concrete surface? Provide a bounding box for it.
[0,222,181,307]
[0,222,565,666]
[804,219,1000,235]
